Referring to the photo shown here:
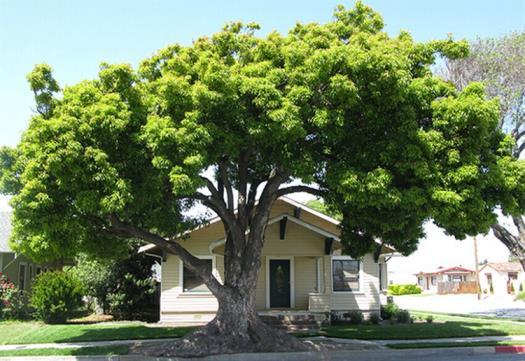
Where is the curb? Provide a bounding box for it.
[495,345,525,353]
[2,346,525,361]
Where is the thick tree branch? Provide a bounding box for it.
[107,214,223,294]
[276,185,325,198]
[237,151,249,231]
[218,161,234,210]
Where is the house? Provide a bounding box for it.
[415,266,476,293]
[479,262,525,296]
[0,211,49,290]
[140,197,393,324]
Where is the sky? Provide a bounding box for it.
[0,0,523,276]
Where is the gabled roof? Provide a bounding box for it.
[208,212,341,253]
[481,262,523,273]
[415,266,474,276]
[0,212,13,253]
[139,196,396,255]
[139,196,342,253]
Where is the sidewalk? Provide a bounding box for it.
[1,334,525,351]
[0,338,181,352]
[374,334,525,345]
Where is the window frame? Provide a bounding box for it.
[18,262,27,290]
[179,256,215,294]
[331,256,362,293]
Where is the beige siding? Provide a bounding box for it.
[294,257,317,310]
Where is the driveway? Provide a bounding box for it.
[394,294,525,319]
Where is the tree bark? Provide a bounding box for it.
[136,287,308,357]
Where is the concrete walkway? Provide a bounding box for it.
[0,338,181,351]
[375,334,525,345]
[1,334,525,351]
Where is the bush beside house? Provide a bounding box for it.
[30,271,84,323]
[388,284,422,295]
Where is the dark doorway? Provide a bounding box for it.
[269,259,291,308]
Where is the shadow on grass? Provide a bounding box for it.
[323,318,525,340]
[54,324,197,344]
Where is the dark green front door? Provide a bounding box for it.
[269,259,291,308]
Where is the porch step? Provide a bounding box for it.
[258,313,321,333]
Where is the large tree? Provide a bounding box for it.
[1,2,525,356]
[441,32,525,269]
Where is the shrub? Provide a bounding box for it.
[425,315,434,323]
[387,284,422,295]
[381,302,399,320]
[30,271,84,323]
[0,273,28,320]
[490,284,494,294]
[396,309,411,324]
[343,310,363,325]
[516,291,525,301]
[511,283,515,294]
[369,313,381,325]
[70,251,159,321]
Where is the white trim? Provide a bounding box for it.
[279,196,340,225]
[178,255,215,294]
[330,256,363,294]
[265,256,295,309]
[18,262,27,290]
[316,257,322,293]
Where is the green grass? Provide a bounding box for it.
[387,341,525,349]
[0,321,194,345]
[323,312,525,340]
[0,345,129,357]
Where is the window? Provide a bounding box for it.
[451,275,462,283]
[18,264,26,290]
[29,265,33,281]
[431,276,437,286]
[417,276,424,287]
[332,258,360,292]
[36,267,42,276]
[509,272,518,281]
[182,259,212,293]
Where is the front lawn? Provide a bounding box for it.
[323,312,525,340]
[0,321,194,345]
[387,340,525,349]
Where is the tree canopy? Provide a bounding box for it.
[2,2,524,263]
[441,32,525,269]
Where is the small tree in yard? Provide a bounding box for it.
[31,271,84,324]
[1,2,525,356]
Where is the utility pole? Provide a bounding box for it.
[474,236,481,300]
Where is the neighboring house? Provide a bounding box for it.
[0,211,49,291]
[415,266,476,293]
[140,197,393,324]
[479,262,525,296]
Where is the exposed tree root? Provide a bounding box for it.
[131,317,313,358]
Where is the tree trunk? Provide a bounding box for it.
[134,287,309,357]
[491,222,525,271]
